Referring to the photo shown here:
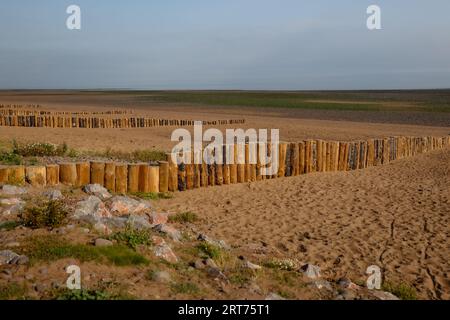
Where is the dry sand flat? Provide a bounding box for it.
[157,148,450,300]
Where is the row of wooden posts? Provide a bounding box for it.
[0,108,132,116]
[0,135,448,193]
[0,115,246,129]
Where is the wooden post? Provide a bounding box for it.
[104,162,116,192]
[158,161,169,193]
[317,140,324,172]
[230,144,238,184]
[382,138,389,165]
[278,142,287,177]
[167,154,179,192]
[193,151,202,188]
[338,142,347,171]
[90,161,105,186]
[138,163,150,193]
[115,163,128,194]
[236,143,245,183]
[128,163,140,193]
[59,163,77,185]
[0,166,10,185]
[186,162,195,189]
[76,162,90,187]
[299,142,305,174]
[178,162,186,191]
[26,166,47,187]
[366,139,374,167]
[149,165,160,193]
[249,142,257,181]
[223,145,231,185]
[330,141,339,172]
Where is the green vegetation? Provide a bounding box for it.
[110,225,153,249]
[0,220,21,231]
[196,243,222,260]
[12,140,68,157]
[0,151,22,165]
[168,211,198,224]
[170,282,200,295]
[56,289,111,300]
[89,147,167,162]
[20,200,68,229]
[22,235,148,266]
[130,191,173,200]
[382,281,418,300]
[0,283,27,300]
[134,90,450,113]
[263,258,298,271]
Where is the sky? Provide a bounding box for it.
[0,0,449,90]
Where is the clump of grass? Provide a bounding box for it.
[56,289,110,300]
[20,200,68,229]
[229,268,256,286]
[170,282,200,295]
[12,140,68,157]
[196,243,222,259]
[0,221,21,231]
[263,258,298,271]
[0,151,23,165]
[0,282,27,300]
[22,235,148,266]
[168,211,198,224]
[110,225,153,249]
[130,192,173,200]
[382,281,418,300]
[90,148,167,162]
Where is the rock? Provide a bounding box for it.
[0,198,24,206]
[310,279,333,290]
[102,216,128,230]
[5,242,20,248]
[34,283,48,293]
[82,184,112,200]
[265,292,286,300]
[2,203,24,215]
[151,271,172,283]
[338,278,361,290]
[0,250,19,265]
[339,289,357,300]
[247,282,263,295]
[372,290,400,300]
[127,215,151,230]
[74,196,111,219]
[154,224,182,241]
[43,189,63,200]
[1,185,27,196]
[244,260,262,270]
[95,238,113,247]
[197,234,230,250]
[148,212,168,225]
[93,222,112,235]
[205,258,218,269]
[207,267,228,281]
[107,196,151,216]
[193,259,205,269]
[301,264,321,279]
[152,236,178,263]
[38,267,48,275]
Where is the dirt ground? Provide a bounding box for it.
[0,91,449,299]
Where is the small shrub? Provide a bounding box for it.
[263,258,298,271]
[20,200,68,229]
[170,282,199,295]
[0,282,27,300]
[196,243,222,259]
[110,225,153,249]
[0,221,21,231]
[0,151,22,165]
[130,192,173,200]
[12,141,68,157]
[56,289,110,300]
[169,211,198,224]
[382,281,417,300]
[22,235,148,266]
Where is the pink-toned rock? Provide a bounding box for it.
[152,236,178,263]
[154,224,182,241]
[107,196,152,216]
[148,212,168,225]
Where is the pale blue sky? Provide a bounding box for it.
[1,0,449,89]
